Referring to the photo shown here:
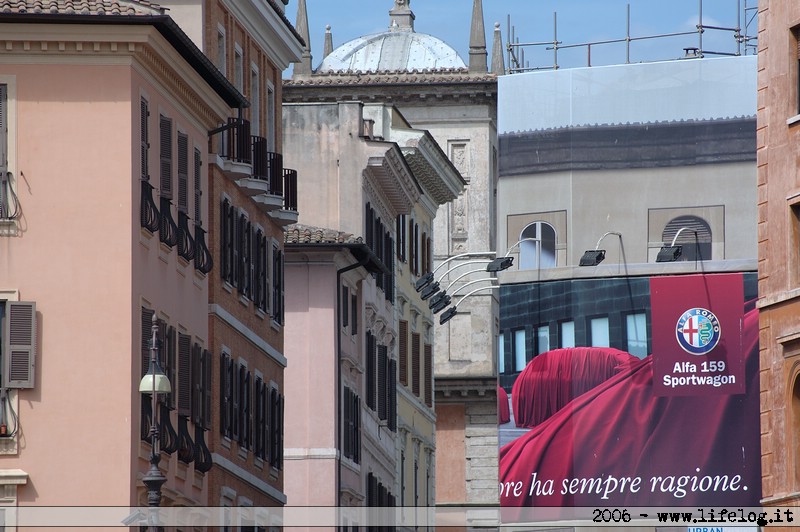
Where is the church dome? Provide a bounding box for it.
[317,30,466,73]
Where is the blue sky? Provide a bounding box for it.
[287,0,757,72]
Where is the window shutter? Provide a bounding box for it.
[343,387,351,458]
[220,353,231,438]
[424,343,433,407]
[141,307,155,377]
[177,333,191,416]
[265,385,272,464]
[3,301,36,389]
[389,359,397,431]
[191,343,202,424]
[193,147,202,223]
[166,325,177,410]
[159,115,172,198]
[140,97,149,181]
[412,332,421,397]
[232,361,240,441]
[399,320,408,386]
[243,370,251,449]
[177,133,189,212]
[366,333,376,410]
[378,344,388,421]
[408,218,414,270]
[202,349,212,430]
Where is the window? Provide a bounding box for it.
[342,386,361,463]
[341,285,349,329]
[626,312,648,358]
[662,215,712,262]
[234,45,243,92]
[589,316,610,347]
[520,221,556,269]
[396,215,407,262]
[220,351,233,439]
[0,82,18,221]
[269,385,283,469]
[513,329,526,372]
[250,65,260,136]
[351,293,358,336]
[221,198,236,285]
[411,332,420,396]
[158,115,178,247]
[237,212,252,298]
[139,97,149,182]
[1,301,36,389]
[560,321,575,348]
[253,229,269,314]
[366,332,376,410]
[267,83,276,152]
[424,343,432,407]
[498,332,506,374]
[193,147,202,225]
[536,325,550,355]
[216,27,227,74]
[272,243,284,325]
[398,320,408,386]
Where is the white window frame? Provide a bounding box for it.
[0,76,18,223]
[266,81,276,152]
[234,43,244,92]
[217,25,227,75]
[250,63,260,137]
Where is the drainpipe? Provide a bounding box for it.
[336,254,371,506]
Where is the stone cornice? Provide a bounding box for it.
[0,24,230,128]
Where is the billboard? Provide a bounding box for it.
[498,272,760,508]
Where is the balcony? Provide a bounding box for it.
[210,117,252,178]
[210,117,301,223]
[238,137,283,202]
[269,169,299,226]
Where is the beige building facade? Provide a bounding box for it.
[286,0,503,506]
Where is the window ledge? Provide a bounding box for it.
[787,114,800,126]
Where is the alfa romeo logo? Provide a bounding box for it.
[675,307,721,355]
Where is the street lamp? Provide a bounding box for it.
[139,315,171,521]
[656,227,698,263]
[580,231,623,266]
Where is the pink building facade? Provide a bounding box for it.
[0,0,245,520]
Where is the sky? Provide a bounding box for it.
[285,0,757,74]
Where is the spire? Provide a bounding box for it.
[491,22,505,75]
[389,0,414,32]
[468,0,488,73]
[323,25,333,59]
[294,0,313,77]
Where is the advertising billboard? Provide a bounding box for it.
[498,272,760,508]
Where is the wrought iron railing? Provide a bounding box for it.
[194,224,213,275]
[211,117,252,165]
[159,196,179,248]
[177,415,196,464]
[283,169,298,212]
[177,211,195,261]
[194,425,213,473]
[140,180,160,233]
[252,138,284,195]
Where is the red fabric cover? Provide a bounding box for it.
[498,385,511,424]
[499,307,760,507]
[511,347,639,428]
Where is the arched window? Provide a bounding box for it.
[519,222,556,270]
[662,215,712,262]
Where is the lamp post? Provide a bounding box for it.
[139,315,172,527]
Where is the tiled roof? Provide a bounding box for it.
[286,68,497,86]
[0,0,165,16]
[284,224,363,245]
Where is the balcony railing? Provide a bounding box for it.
[252,137,283,195]
[159,196,179,248]
[177,211,195,262]
[194,225,213,275]
[211,117,252,165]
[283,169,298,212]
[140,180,160,233]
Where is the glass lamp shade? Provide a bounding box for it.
[139,359,172,394]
